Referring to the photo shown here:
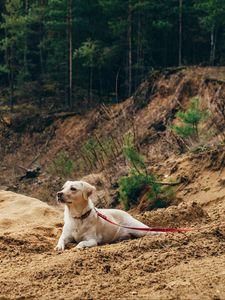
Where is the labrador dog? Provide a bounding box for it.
[55,180,155,250]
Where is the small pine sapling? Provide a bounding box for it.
[118,132,161,210]
[172,97,209,140]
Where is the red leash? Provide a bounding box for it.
[95,209,225,233]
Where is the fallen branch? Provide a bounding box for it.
[203,77,225,85]
[48,111,80,119]
[155,180,181,186]
[162,66,186,76]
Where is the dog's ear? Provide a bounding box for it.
[81,181,96,200]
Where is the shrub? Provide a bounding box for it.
[119,171,161,210]
[51,150,74,177]
[172,97,209,139]
[118,132,162,210]
[82,138,98,167]
[81,136,115,170]
[172,124,194,139]
[123,131,146,172]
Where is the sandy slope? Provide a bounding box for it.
[0,187,225,300]
[0,191,62,239]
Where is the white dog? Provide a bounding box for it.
[55,180,155,250]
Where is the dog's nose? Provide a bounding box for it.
[57,192,64,202]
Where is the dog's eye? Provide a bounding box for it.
[70,186,77,191]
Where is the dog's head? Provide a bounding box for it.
[57,180,96,208]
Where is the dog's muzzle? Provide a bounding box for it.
[57,192,65,203]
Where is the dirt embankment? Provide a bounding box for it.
[0,67,225,299]
[0,67,225,203]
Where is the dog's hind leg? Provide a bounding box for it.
[75,239,97,249]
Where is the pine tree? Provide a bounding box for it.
[172,97,209,140]
[1,0,24,107]
[195,0,225,65]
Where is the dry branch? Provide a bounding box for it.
[155,180,181,186]
[203,77,225,85]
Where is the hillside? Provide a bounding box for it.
[0,67,225,299]
[1,67,225,202]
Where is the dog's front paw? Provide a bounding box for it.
[54,241,65,251]
[75,241,85,249]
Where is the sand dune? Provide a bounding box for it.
[0,190,62,238]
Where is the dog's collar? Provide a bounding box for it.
[72,208,92,220]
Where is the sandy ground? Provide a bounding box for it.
[0,177,225,300]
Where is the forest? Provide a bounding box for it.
[0,0,225,110]
[1,1,225,299]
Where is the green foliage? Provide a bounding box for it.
[123,132,146,171]
[51,151,74,177]
[119,171,160,210]
[195,0,225,31]
[172,125,194,139]
[0,65,8,74]
[159,186,176,202]
[82,138,98,166]
[119,132,177,210]
[119,132,162,210]
[177,97,208,126]
[172,97,209,139]
[74,39,103,68]
[1,1,225,106]
[190,144,212,154]
[81,136,115,169]
[123,146,146,170]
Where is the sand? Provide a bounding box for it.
[0,189,225,300]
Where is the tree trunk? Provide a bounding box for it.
[9,44,14,110]
[98,67,103,97]
[135,0,141,89]
[163,32,168,67]
[39,1,44,77]
[65,0,69,108]
[67,0,73,107]
[115,67,120,103]
[4,28,13,109]
[213,29,217,64]
[178,0,183,66]
[127,3,132,97]
[24,0,29,79]
[89,65,93,103]
[210,25,216,66]
[38,1,45,110]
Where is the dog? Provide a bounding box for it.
[55,180,156,250]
